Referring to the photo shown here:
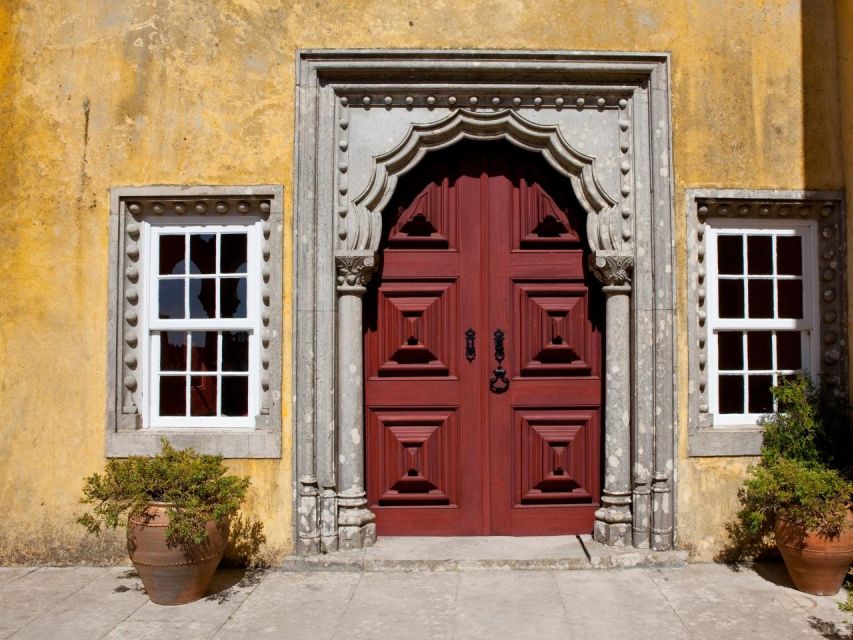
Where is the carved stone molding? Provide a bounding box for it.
[335,253,377,292]
[590,251,634,288]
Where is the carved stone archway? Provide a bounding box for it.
[294,51,676,553]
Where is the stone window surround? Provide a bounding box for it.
[686,189,847,457]
[293,50,677,553]
[106,185,284,459]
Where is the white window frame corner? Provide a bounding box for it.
[106,185,284,458]
[686,189,847,457]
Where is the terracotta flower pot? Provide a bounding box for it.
[127,502,229,605]
[774,508,853,596]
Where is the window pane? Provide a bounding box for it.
[221,377,248,416]
[748,375,773,413]
[159,235,185,275]
[159,377,186,416]
[718,375,744,414]
[777,280,803,319]
[222,331,249,371]
[747,279,773,318]
[160,332,187,371]
[220,277,247,319]
[190,332,218,372]
[718,280,744,318]
[747,331,772,370]
[717,331,743,370]
[776,331,802,370]
[190,376,217,416]
[776,236,803,276]
[221,233,248,274]
[746,236,772,274]
[717,236,743,275]
[158,280,185,319]
[189,234,216,274]
[189,278,216,318]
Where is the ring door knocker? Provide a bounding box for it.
[489,329,510,394]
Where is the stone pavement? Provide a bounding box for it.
[0,561,851,639]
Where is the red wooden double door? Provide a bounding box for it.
[365,142,603,535]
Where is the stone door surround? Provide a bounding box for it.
[293,50,676,553]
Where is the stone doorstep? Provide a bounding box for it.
[279,535,689,572]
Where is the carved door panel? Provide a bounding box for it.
[365,141,602,536]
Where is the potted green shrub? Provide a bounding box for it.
[731,375,853,595]
[77,439,250,605]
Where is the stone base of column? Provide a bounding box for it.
[594,493,633,546]
[319,486,339,553]
[337,490,377,551]
[297,535,321,555]
[297,476,320,555]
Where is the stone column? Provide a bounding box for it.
[591,252,634,546]
[334,253,377,550]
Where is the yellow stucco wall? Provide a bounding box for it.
[0,0,847,563]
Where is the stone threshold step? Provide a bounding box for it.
[280,535,689,572]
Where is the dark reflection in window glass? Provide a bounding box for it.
[221,234,248,274]
[190,376,217,416]
[718,332,743,370]
[747,236,772,274]
[190,332,218,372]
[719,375,744,414]
[222,331,249,371]
[776,331,802,370]
[748,375,773,413]
[717,236,743,275]
[189,278,216,318]
[160,377,186,416]
[221,377,248,416]
[747,332,772,370]
[159,280,185,319]
[190,234,216,274]
[220,278,247,318]
[159,235,185,275]
[718,280,744,318]
[777,236,803,276]
[748,279,773,318]
[777,280,803,319]
[160,332,187,371]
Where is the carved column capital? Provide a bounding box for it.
[590,251,634,288]
[335,252,377,292]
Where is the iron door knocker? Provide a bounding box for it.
[490,329,510,393]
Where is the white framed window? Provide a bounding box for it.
[686,191,846,457]
[706,221,820,425]
[144,221,261,428]
[106,187,283,458]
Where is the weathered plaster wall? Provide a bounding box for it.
[0,0,845,562]
[838,0,853,400]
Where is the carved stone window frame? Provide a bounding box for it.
[294,50,676,552]
[686,189,847,457]
[106,185,284,458]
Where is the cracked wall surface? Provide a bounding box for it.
[0,0,849,562]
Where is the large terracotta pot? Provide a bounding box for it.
[127,502,229,605]
[774,508,853,596]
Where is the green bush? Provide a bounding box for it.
[723,375,853,562]
[77,439,250,548]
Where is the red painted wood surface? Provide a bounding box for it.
[364,141,602,535]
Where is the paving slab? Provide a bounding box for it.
[7,567,147,640]
[214,571,362,640]
[335,571,458,640]
[650,563,846,640]
[104,620,221,639]
[555,568,689,639]
[0,569,36,589]
[0,568,103,640]
[454,570,574,640]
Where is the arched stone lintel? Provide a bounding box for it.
[346,109,621,255]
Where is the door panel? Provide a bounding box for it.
[366,141,602,536]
